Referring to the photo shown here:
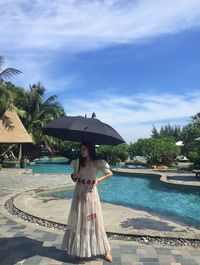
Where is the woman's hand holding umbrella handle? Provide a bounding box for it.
[71,172,80,182]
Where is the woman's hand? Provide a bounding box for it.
[93,179,99,188]
[73,172,80,179]
[71,172,80,182]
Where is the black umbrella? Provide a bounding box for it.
[42,115,125,145]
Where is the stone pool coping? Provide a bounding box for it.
[112,168,200,187]
[4,185,200,242]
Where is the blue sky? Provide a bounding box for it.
[1,0,200,143]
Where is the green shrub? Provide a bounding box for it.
[130,138,180,166]
[187,151,199,163]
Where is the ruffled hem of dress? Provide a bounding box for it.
[61,230,111,258]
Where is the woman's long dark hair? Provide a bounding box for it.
[79,141,96,167]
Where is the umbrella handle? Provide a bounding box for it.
[81,126,88,142]
[75,158,80,173]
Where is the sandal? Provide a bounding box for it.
[104,252,112,262]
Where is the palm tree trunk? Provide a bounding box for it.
[18,144,22,162]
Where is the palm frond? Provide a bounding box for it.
[0,68,22,79]
[14,107,27,118]
[44,95,57,105]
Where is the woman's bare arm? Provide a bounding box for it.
[97,170,113,183]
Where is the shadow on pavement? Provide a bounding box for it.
[120,217,176,231]
[0,236,88,264]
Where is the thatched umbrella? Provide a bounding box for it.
[0,111,33,165]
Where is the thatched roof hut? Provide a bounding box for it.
[0,111,33,143]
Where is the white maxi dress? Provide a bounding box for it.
[61,159,111,258]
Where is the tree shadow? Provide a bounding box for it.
[0,236,100,265]
[120,217,178,231]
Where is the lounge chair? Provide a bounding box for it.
[193,169,200,178]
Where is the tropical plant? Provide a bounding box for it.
[0,56,21,81]
[180,121,200,163]
[1,81,66,156]
[0,56,21,119]
[18,83,66,152]
[0,84,14,119]
[96,144,129,164]
[130,137,180,166]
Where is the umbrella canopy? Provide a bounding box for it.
[42,116,125,145]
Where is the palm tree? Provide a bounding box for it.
[0,56,22,119]
[0,81,66,159]
[21,83,66,152]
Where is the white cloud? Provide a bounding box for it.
[4,54,77,93]
[1,0,200,53]
[1,1,200,143]
[2,0,200,93]
[63,91,200,143]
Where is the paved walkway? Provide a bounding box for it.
[112,168,200,187]
[0,169,200,265]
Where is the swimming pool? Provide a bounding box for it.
[28,163,73,174]
[28,164,200,228]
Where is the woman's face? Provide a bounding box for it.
[80,145,89,158]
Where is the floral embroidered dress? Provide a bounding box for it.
[61,159,111,258]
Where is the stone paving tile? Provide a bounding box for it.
[143,248,158,258]
[171,250,182,255]
[158,263,172,265]
[120,244,137,254]
[179,257,200,265]
[158,254,176,263]
[155,248,172,255]
[23,256,49,265]
[136,248,149,257]
[0,169,72,191]
[121,253,140,262]
[194,256,200,265]
[190,250,200,256]
[140,257,159,262]
[142,262,160,265]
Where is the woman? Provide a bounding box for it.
[61,141,113,262]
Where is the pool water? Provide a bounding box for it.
[28,164,200,228]
[28,163,72,174]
